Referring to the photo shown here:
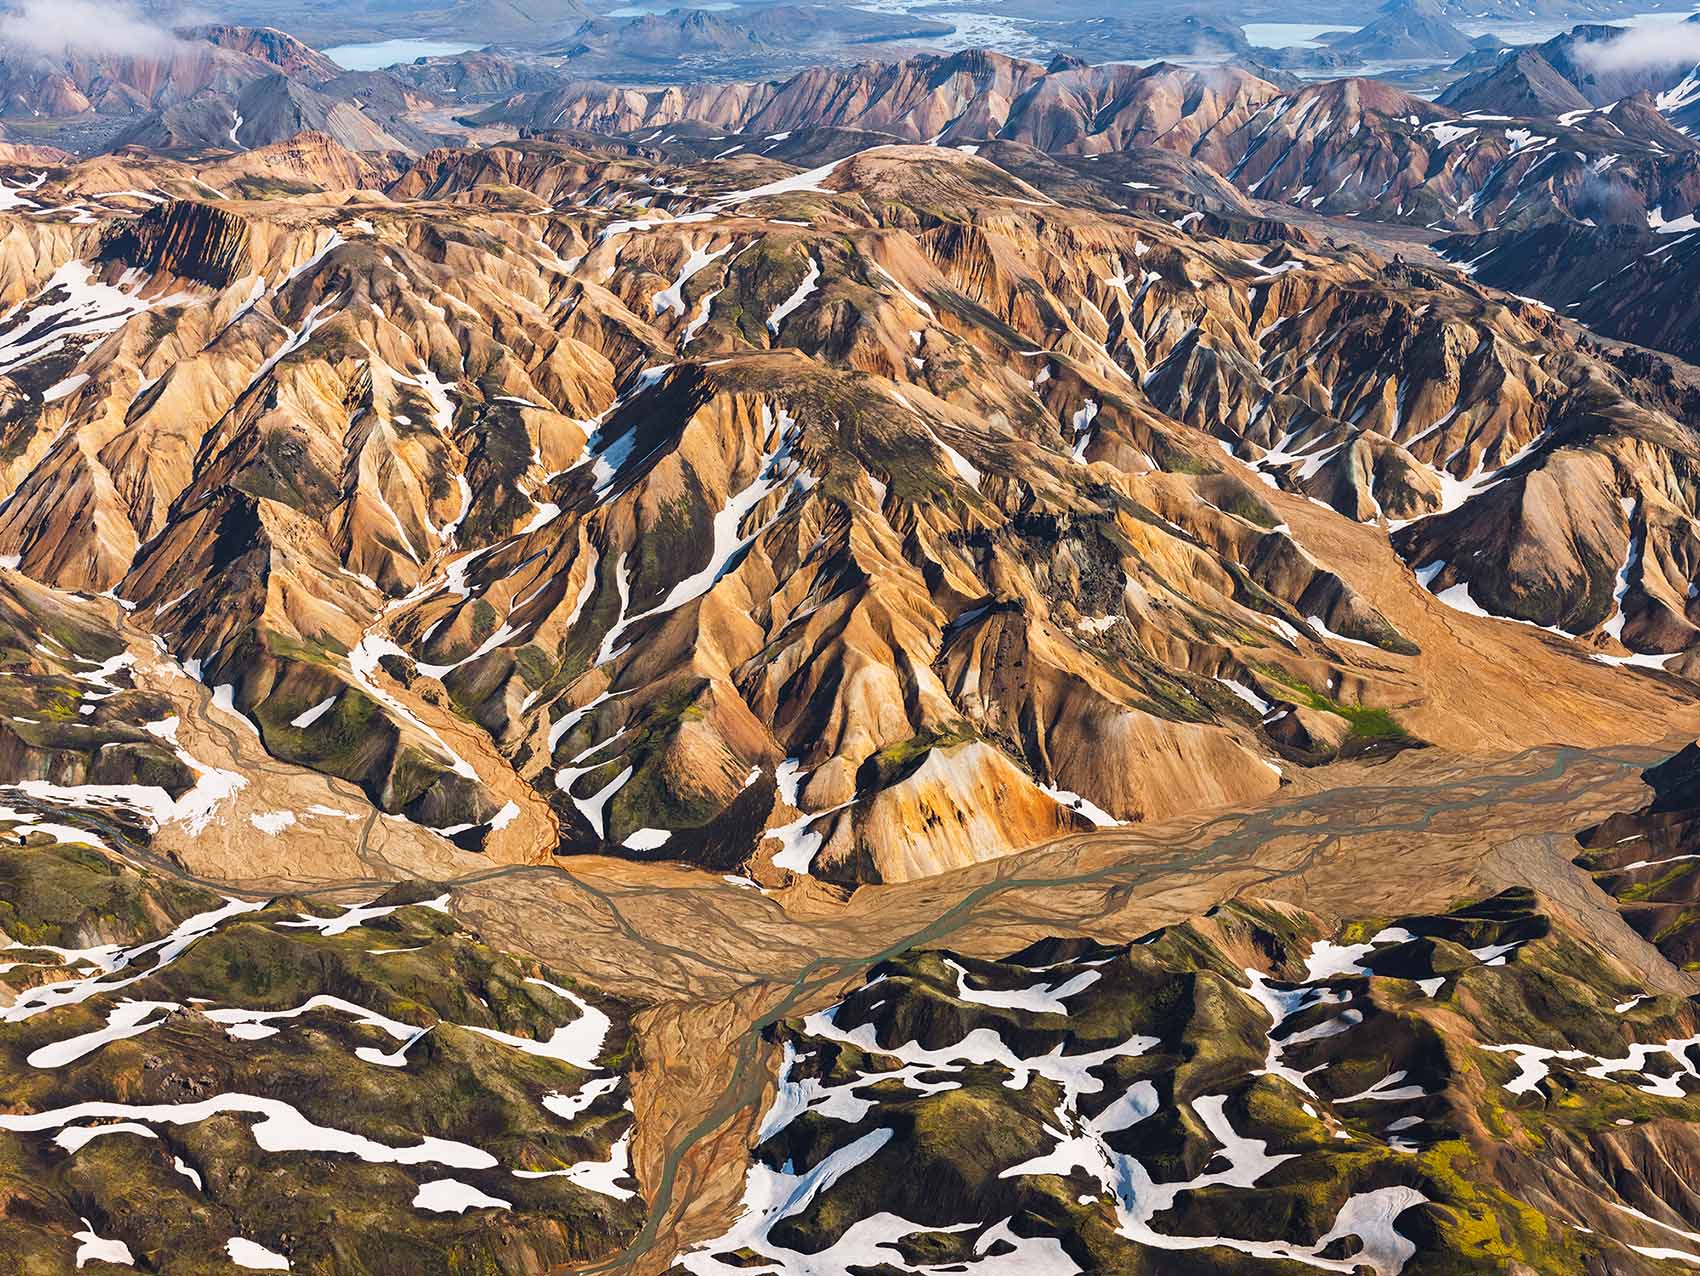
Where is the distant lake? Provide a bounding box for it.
[605,2,737,13]
[1240,22,1359,48]
[322,39,481,71]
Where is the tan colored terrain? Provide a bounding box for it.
[0,125,1696,1274]
[0,134,1692,892]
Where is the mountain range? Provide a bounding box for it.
[1,127,1697,883]
[3,8,1700,1276]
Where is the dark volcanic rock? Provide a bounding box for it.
[99,200,253,288]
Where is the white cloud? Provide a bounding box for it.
[1572,22,1700,73]
[0,0,186,60]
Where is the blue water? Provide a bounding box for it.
[605,2,737,13]
[1241,21,1358,48]
[322,39,481,71]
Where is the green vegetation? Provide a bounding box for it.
[709,888,1684,1276]
[0,841,642,1276]
[0,840,215,954]
[1150,434,1219,475]
[855,722,980,794]
[1209,481,1280,529]
[1257,664,1413,744]
[600,680,730,841]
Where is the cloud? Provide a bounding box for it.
[1572,21,1700,73]
[0,0,186,60]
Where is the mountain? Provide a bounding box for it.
[1441,19,1700,118]
[476,50,1700,236]
[1579,742,1700,967]
[0,22,450,156]
[116,72,429,154]
[1323,0,1477,61]
[1436,49,1595,115]
[0,843,639,1273]
[1422,87,1700,359]
[0,137,1687,892]
[371,50,563,99]
[692,887,1700,1274]
[0,22,338,120]
[1436,216,1700,363]
[188,23,344,82]
[26,35,1686,241]
[5,77,1700,1276]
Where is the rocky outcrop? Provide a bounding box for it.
[1578,742,1700,966]
[1436,216,1700,365]
[808,740,1092,884]
[182,23,343,84]
[117,72,425,155]
[1438,49,1594,115]
[98,200,253,288]
[0,24,336,122]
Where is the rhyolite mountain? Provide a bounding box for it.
[1435,48,1597,114]
[0,22,456,156]
[0,134,1693,888]
[2,27,1700,1276]
[478,48,1700,237]
[0,132,1693,890]
[1579,743,1700,968]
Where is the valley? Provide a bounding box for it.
[14,699,1697,1271]
[7,4,1700,1270]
